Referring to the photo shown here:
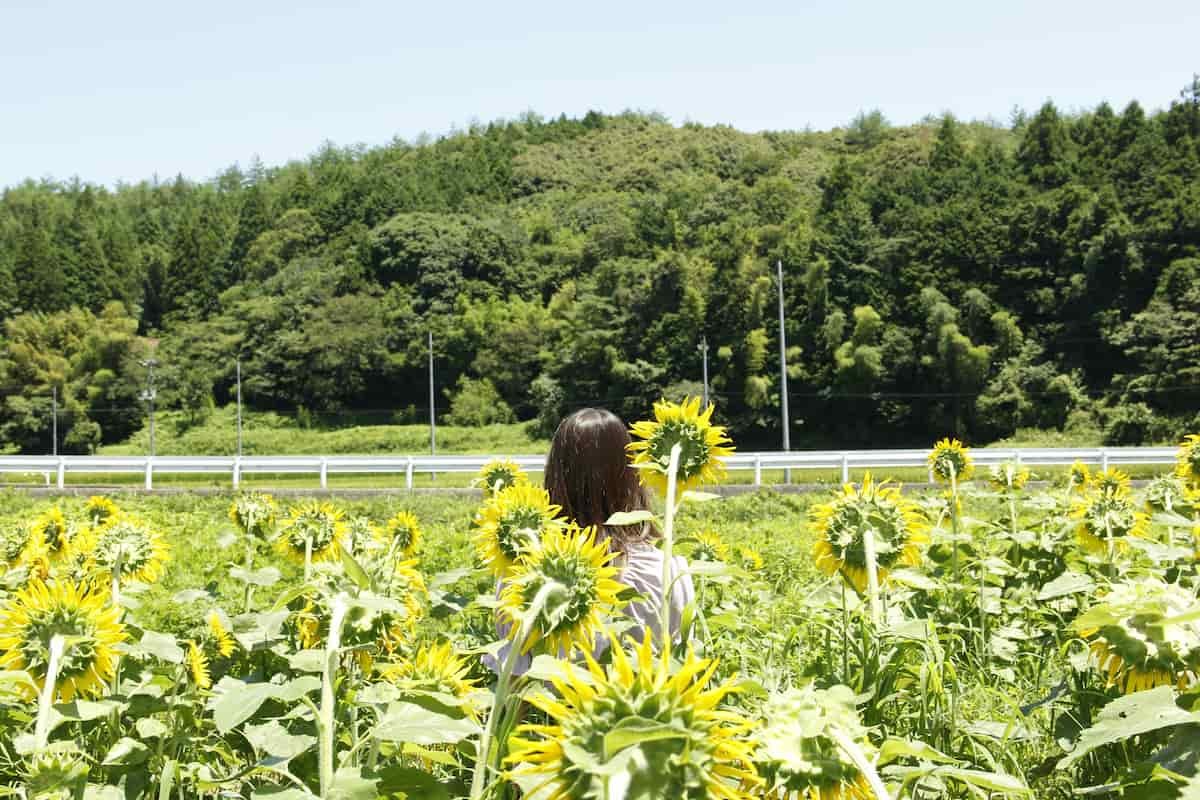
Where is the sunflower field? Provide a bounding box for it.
[1,408,1199,799]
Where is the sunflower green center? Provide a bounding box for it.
[0,524,28,562]
[41,521,69,553]
[286,513,337,551]
[497,507,545,561]
[823,499,910,570]
[391,525,415,550]
[92,524,156,575]
[648,420,710,481]
[21,607,100,680]
[555,683,719,799]
[484,467,517,491]
[523,552,599,634]
[931,450,969,480]
[1083,495,1138,538]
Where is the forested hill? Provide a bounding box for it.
[1,82,1199,454]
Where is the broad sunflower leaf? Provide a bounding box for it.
[1036,571,1095,601]
[244,720,316,761]
[605,510,655,527]
[229,566,281,587]
[373,700,480,745]
[102,737,149,766]
[877,737,959,766]
[1058,687,1200,769]
[209,676,321,733]
[129,630,184,664]
[375,764,453,799]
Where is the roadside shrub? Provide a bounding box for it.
[444,376,515,427]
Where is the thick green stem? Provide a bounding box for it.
[862,528,882,627]
[319,596,349,798]
[829,727,890,800]
[469,581,559,800]
[34,635,66,751]
[949,465,960,584]
[305,535,314,582]
[659,443,683,652]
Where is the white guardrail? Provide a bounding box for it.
[0,447,1180,491]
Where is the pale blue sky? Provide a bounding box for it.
[3,0,1197,188]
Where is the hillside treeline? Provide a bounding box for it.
[1,81,1198,453]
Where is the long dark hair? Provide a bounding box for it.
[543,408,657,549]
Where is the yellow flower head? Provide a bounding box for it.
[1072,487,1150,555]
[628,397,734,497]
[473,483,566,578]
[1076,577,1200,694]
[1069,461,1092,493]
[86,517,170,585]
[475,458,529,497]
[692,529,731,563]
[506,630,759,800]
[1177,434,1200,488]
[752,684,873,800]
[810,472,930,594]
[988,461,1030,493]
[0,579,126,702]
[275,501,347,565]
[229,492,278,539]
[927,438,974,483]
[186,640,211,689]
[208,611,236,658]
[83,496,119,529]
[380,510,422,559]
[31,507,74,565]
[383,640,481,720]
[1092,468,1132,497]
[499,523,626,658]
[738,547,765,572]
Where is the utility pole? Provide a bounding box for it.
[428,331,436,457]
[698,336,710,408]
[51,386,57,457]
[140,359,159,458]
[236,355,243,458]
[776,260,791,483]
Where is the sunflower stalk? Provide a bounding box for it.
[862,527,882,626]
[469,580,560,800]
[829,726,891,800]
[33,635,66,751]
[318,595,349,798]
[949,463,960,584]
[304,534,314,582]
[660,442,683,652]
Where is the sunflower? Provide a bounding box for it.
[208,610,236,658]
[927,438,974,483]
[83,496,119,529]
[1092,468,1132,497]
[186,640,211,689]
[498,524,626,658]
[1143,475,1194,515]
[295,600,322,650]
[1076,577,1200,694]
[86,517,170,585]
[383,640,482,719]
[24,748,90,799]
[473,483,566,578]
[751,684,873,800]
[692,529,732,562]
[628,396,734,497]
[229,492,278,539]
[810,473,929,594]
[1068,461,1092,493]
[275,501,348,565]
[342,591,422,671]
[0,520,37,568]
[343,515,381,555]
[988,461,1030,492]
[1072,487,1150,555]
[0,579,125,702]
[475,458,529,497]
[1177,434,1200,488]
[738,547,765,572]
[380,510,422,559]
[506,630,759,800]
[31,507,74,565]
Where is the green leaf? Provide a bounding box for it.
[877,736,959,766]
[131,630,184,664]
[1058,687,1200,769]
[251,790,317,800]
[373,701,480,745]
[243,720,317,761]
[135,717,170,739]
[230,566,281,587]
[102,737,149,767]
[210,676,321,733]
[938,767,1031,794]
[525,655,596,686]
[329,767,380,800]
[375,764,452,799]
[605,510,655,527]
[84,787,125,800]
[337,540,371,590]
[1036,571,1095,601]
[680,490,722,503]
[603,717,687,759]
